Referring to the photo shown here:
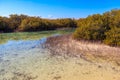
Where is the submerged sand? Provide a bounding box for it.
[0,37,120,80]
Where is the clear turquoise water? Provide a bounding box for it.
[0,30,74,80]
[1,30,120,80]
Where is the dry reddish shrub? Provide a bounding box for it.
[44,34,120,65]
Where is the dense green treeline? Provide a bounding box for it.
[0,15,76,32]
[0,9,120,46]
[73,9,120,46]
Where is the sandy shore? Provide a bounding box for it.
[0,35,120,80]
[1,50,120,80]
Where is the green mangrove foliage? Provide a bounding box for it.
[73,9,120,46]
[0,14,76,32]
[0,9,120,46]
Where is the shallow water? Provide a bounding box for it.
[0,32,120,80]
[0,38,47,78]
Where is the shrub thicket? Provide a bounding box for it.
[73,9,120,46]
[0,15,77,32]
[0,9,120,46]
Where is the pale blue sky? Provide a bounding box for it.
[0,0,120,18]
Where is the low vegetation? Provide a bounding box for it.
[0,15,76,32]
[0,9,120,46]
[73,9,120,47]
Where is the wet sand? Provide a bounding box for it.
[0,37,120,80]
